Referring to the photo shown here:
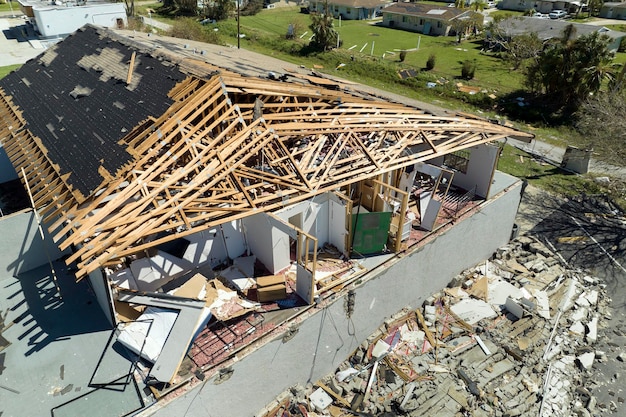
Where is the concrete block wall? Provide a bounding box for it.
[147,178,523,417]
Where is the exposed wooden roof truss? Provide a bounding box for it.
[0,69,532,280]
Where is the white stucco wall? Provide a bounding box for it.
[34,3,126,38]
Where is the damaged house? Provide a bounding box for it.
[0,25,533,415]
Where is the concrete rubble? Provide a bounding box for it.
[257,235,612,417]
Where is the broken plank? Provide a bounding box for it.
[316,382,351,408]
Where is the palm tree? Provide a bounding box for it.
[470,0,487,12]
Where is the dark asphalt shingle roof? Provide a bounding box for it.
[0,25,186,198]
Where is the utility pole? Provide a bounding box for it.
[237,0,240,49]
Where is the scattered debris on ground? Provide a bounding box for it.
[257,235,612,417]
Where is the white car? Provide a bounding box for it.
[486,1,497,8]
[549,10,567,19]
[532,12,548,18]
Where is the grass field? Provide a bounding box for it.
[0,64,20,79]
[229,6,526,95]
[0,2,18,13]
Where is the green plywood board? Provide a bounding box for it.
[351,212,392,255]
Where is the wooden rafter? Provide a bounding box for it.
[1,51,533,280]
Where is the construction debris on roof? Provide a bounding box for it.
[258,235,610,417]
[0,25,533,281]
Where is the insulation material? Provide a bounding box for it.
[205,279,257,321]
[117,307,178,363]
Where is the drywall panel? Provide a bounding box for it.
[451,144,499,198]
[416,162,442,179]
[295,263,314,304]
[183,229,228,267]
[397,165,417,195]
[87,269,114,325]
[0,209,67,275]
[149,174,524,417]
[0,147,17,183]
[129,250,193,293]
[276,194,330,249]
[329,200,347,254]
[243,213,289,274]
[220,220,247,261]
[421,199,442,231]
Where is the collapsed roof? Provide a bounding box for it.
[0,25,533,280]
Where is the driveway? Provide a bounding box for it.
[0,16,46,66]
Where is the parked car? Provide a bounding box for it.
[486,1,497,8]
[532,12,548,18]
[549,9,567,19]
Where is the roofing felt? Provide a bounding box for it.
[0,25,186,198]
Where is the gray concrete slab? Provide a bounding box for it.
[0,17,47,67]
[0,261,148,417]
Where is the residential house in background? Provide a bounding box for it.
[308,0,391,20]
[600,2,626,19]
[492,16,626,51]
[498,0,580,13]
[382,3,483,36]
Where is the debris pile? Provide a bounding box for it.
[257,236,611,417]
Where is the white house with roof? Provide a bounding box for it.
[497,0,580,13]
[17,0,126,38]
[600,2,626,19]
[308,0,391,20]
[382,3,483,36]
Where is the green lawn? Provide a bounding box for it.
[233,7,525,94]
[498,143,625,206]
[0,64,20,79]
[0,2,19,13]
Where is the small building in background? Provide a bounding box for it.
[17,0,126,38]
[308,0,391,20]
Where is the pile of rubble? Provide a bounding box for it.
[258,236,612,417]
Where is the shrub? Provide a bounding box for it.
[426,53,436,70]
[461,59,476,80]
[168,17,222,44]
[399,50,407,62]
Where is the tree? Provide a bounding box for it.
[461,59,477,79]
[525,26,616,111]
[454,0,466,9]
[124,0,135,17]
[587,0,603,16]
[451,13,482,42]
[177,0,199,15]
[241,0,263,16]
[309,1,338,51]
[506,32,543,70]
[470,0,486,12]
[426,53,436,70]
[204,0,234,21]
[575,90,626,165]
